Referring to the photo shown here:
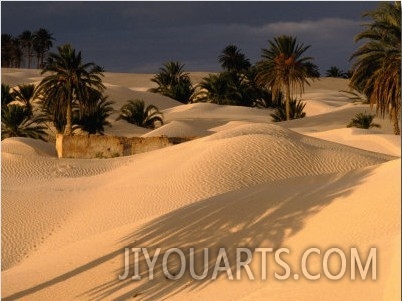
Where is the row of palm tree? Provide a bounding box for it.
[2,2,399,140]
[2,43,165,141]
[1,28,54,69]
[325,66,350,78]
[150,39,317,121]
[149,2,400,133]
[197,45,276,108]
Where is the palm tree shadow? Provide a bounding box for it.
[1,167,376,301]
[84,168,373,300]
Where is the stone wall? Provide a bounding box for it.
[56,135,196,159]
[131,137,171,155]
[56,134,123,159]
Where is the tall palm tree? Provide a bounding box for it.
[1,104,48,141]
[117,99,163,129]
[350,2,401,135]
[256,35,313,121]
[1,34,13,67]
[1,34,22,68]
[33,28,55,68]
[149,61,195,104]
[18,30,34,69]
[36,44,105,135]
[12,84,36,116]
[218,45,251,73]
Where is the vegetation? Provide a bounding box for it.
[117,99,163,129]
[1,83,14,107]
[350,2,401,135]
[304,62,321,78]
[2,28,54,68]
[73,91,114,135]
[11,84,37,116]
[325,66,348,78]
[347,112,381,129]
[256,35,313,121]
[1,82,48,141]
[3,4,399,137]
[1,104,48,141]
[218,44,251,73]
[2,34,23,68]
[36,44,105,135]
[196,72,242,105]
[149,61,195,104]
[270,98,306,122]
[195,45,273,107]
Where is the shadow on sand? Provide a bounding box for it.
[3,166,376,301]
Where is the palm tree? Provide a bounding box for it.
[18,30,34,68]
[245,66,282,108]
[350,2,401,135]
[73,91,114,135]
[270,98,306,122]
[1,34,22,68]
[218,45,251,73]
[1,34,13,67]
[149,61,195,104]
[36,44,105,135]
[257,35,313,121]
[11,84,36,116]
[33,28,55,68]
[1,104,48,141]
[196,73,240,105]
[325,66,348,78]
[117,99,163,129]
[347,112,381,129]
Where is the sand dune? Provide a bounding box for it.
[1,69,400,300]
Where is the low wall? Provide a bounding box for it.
[56,134,123,159]
[56,135,196,159]
[131,137,171,155]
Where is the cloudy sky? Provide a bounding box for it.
[1,1,380,74]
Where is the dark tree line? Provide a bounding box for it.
[1,28,54,69]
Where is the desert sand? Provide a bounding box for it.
[1,69,400,300]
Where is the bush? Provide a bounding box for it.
[347,112,381,129]
[117,99,163,129]
[271,98,306,122]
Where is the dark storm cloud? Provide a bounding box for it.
[1,1,380,73]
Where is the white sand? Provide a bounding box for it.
[1,69,400,300]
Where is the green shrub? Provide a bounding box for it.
[347,112,381,129]
[271,98,306,122]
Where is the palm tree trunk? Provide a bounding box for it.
[27,46,31,69]
[65,99,72,135]
[285,82,291,121]
[392,110,400,135]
